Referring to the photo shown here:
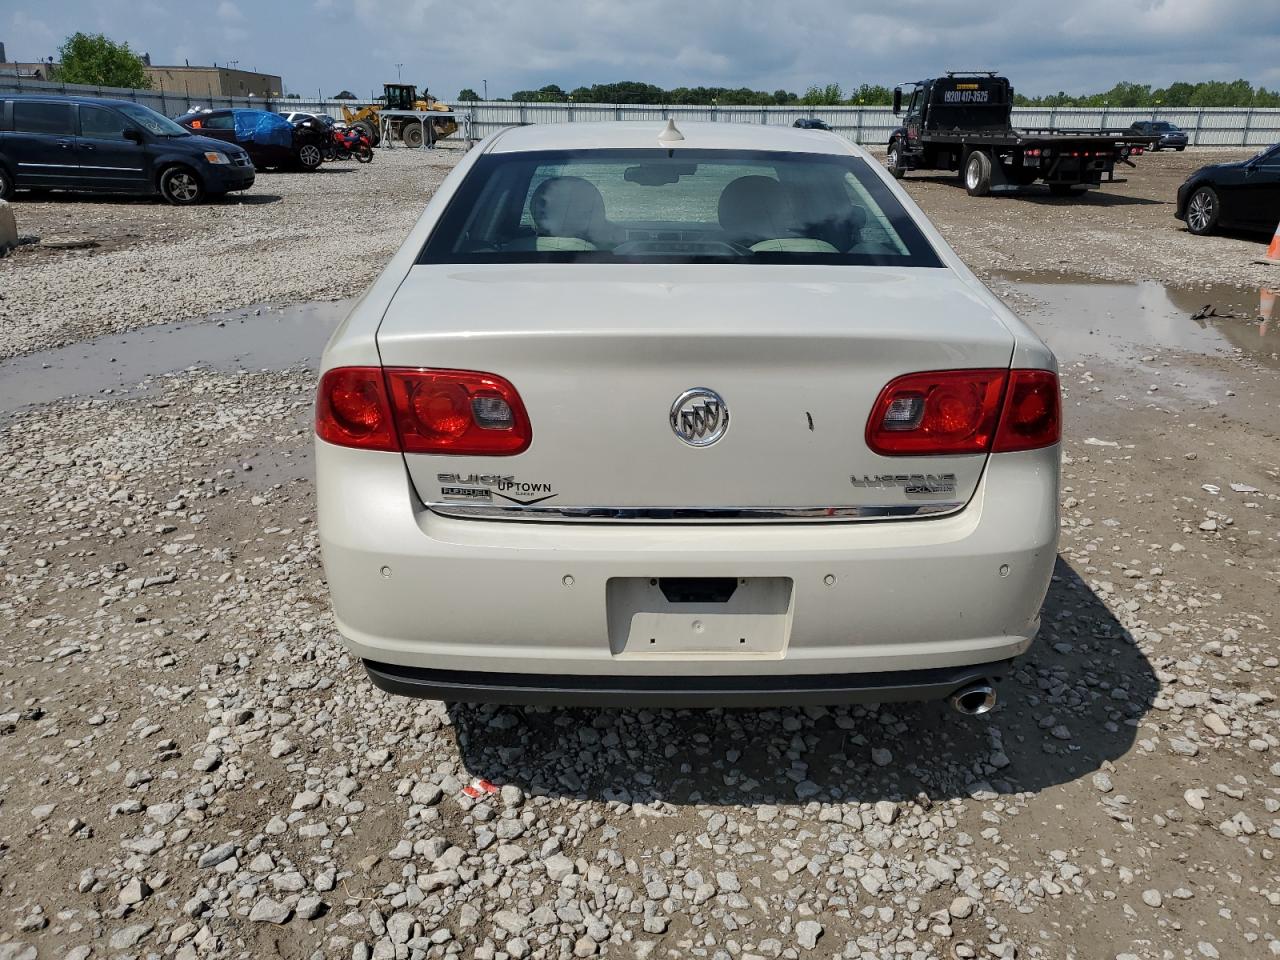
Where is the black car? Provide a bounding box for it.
[793,118,832,131]
[1176,143,1280,236]
[176,108,325,171]
[0,95,253,204]
[1130,120,1189,151]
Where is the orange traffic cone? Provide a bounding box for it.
[1257,222,1280,265]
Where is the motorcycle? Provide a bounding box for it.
[326,126,374,164]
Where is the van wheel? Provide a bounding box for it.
[159,166,204,205]
[0,167,13,201]
[887,142,906,179]
[964,151,992,196]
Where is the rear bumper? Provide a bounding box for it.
[364,658,1013,707]
[318,440,1059,702]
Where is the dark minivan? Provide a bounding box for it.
[0,95,255,205]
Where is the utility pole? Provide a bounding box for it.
[483,79,488,101]
[395,63,403,82]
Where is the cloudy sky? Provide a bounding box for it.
[6,0,1279,100]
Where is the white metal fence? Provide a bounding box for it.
[3,76,1278,147]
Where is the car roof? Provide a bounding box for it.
[486,121,859,156]
[3,94,149,108]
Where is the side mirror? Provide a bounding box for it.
[892,88,902,115]
[123,128,144,144]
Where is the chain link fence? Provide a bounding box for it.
[3,76,1277,148]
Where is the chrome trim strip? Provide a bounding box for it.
[425,501,965,523]
[17,162,78,169]
[79,165,144,172]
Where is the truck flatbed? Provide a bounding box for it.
[888,73,1158,197]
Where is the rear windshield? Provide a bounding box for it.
[418,148,941,266]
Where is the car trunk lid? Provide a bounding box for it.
[376,263,1016,520]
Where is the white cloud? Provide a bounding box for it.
[8,11,58,58]
[9,0,1280,100]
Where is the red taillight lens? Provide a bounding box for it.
[316,366,397,451]
[867,368,1060,456]
[385,368,531,455]
[316,367,531,455]
[993,369,1060,452]
[866,369,1006,455]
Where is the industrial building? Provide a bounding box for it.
[0,43,282,97]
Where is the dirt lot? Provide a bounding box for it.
[899,147,1280,288]
[0,144,1278,960]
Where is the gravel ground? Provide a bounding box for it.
[893,147,1277,287]
[0,146,462,360]
[1,139,1279,960]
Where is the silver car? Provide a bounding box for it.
[315,121,1061,710]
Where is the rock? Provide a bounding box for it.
[494,910,529,935]
[296,895,325,920]
[1203,714,1230,736]
[388,839,413,860]
[411,781,443,806]
[109,924,153,950]
[1142,889,1163,907]
[272,871,307,893]
[197,843,236,868]
[871,748,893,767]
[874,800,898,824]
[573,935,599,957]
[386,912,414,944]
[119,877,152,905]
[249,897,292,924]
[496,843,526,865]
[0,945,36,960]
[796,920,823,949]
[950,896,974,919]
[147,802,182,826]
[291,790,322,811]
[544,853,576,882]
[0,200,17,256]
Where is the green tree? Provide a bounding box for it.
[56,32,151,88]
[800,83,843,106]
[847,83,893,105]
[457,87,480,101]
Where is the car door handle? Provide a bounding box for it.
[80,144,97,152]
[56,139,73,149]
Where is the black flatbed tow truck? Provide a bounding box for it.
[887,72,1159,197]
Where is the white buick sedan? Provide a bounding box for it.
[316,121,1060,712]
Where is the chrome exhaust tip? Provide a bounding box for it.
[950,681,997,716]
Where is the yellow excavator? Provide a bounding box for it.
[341,83,457,147]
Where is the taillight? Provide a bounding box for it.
[384,368,531,455]
[316,366,397,451]
[316,367,531,455]
[866,369,1006,455]
[993,369,1060,452]
[867,369,1059,456]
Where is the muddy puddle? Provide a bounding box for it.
[997,275,1279,371]
[2,279,1276,416]
[0,299,350,414]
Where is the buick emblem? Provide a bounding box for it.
[670,388,728,447]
